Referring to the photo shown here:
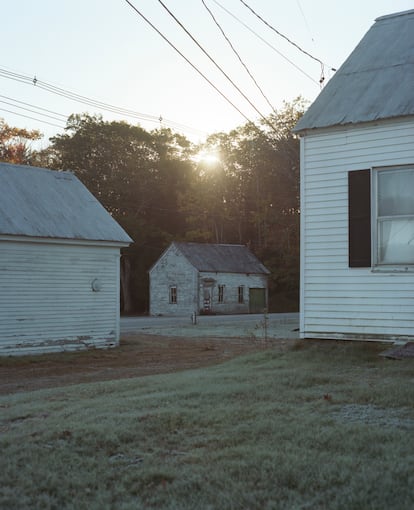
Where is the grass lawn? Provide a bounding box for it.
[1,340,413,509]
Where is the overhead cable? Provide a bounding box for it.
[0,67,207,137]
[210,0,319,85]
[123,0,257,128]
[156,0,272,129]
[0,107,65,129]
[201,0,276,115]
[239,0,336,74]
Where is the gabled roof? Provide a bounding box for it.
[0,163,132,244]
[173,242,270,274]
[294,9,414,133]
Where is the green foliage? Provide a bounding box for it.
[41,99,307,312]
[1,341,413,509]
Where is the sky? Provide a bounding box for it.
[1,0,413,148]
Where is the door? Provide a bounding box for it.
[249,288,266,313]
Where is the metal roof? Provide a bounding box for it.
[294,9,414,133]
[174,242,270,274]
[0,163,132,244]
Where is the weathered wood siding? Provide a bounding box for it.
[300,118,414,342]
[198,272,268,314]
[149,244,198,316]
[0,238,121,355]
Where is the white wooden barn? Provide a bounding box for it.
[0,163,132,355]
[294,9,414,342]
[149,242,269,316]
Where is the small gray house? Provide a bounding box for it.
[294,10,414,342]
[149,242,270,316]
[0,163,132,355]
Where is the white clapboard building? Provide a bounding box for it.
[0,163,132,355]
[149,242,269,316]
[294,10,414,342]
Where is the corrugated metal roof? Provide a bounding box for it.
[174,242,270,274]
[294,9,414,133]
[0,163,132,244]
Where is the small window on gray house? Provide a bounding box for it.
[218,285,225,303]
[238,286,244,304]
[169,286,177,304]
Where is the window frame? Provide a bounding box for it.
[169,286,177,304]
[372,165,414,272]
[238,285,244,304]
[218,284,225,304]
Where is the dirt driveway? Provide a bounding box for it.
[0,334,296,396]
[0,314,299,395]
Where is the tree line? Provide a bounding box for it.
[0,97,306,313]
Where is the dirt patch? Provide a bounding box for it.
[379,342,414,360]
[0,334,295,396]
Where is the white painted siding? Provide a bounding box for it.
[149,244,198,316]
[301,118,414,342]
[0,239,121,355]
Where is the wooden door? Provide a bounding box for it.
[249,288,266,313]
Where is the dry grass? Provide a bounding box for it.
[1,340,413,509]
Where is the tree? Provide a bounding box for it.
[0,118,42,164]
[49,114,194,313]
[178,98,307,310]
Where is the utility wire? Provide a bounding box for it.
[0,107,65,129]
[240,0,335,84]
[0,99,64,124]
[239,0,323,65]
[123,0,257,128]
[0,66,207,137]
[0,94,68,119]
[210,0,319,85]
[156,0,272,129]
[201,0,276,114]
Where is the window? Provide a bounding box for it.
[169,286,177,304]
[218,285,225,303]
[238,286,244,304]
[348,166,414,269]
[374,167,414,266]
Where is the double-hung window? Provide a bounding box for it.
[348,166,414,270]
[218,285,225,303]
[169,286,177,304]
[238,286,244,304]
[374,167,414,266]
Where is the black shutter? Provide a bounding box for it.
[348,169,371,267]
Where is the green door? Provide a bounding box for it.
[249,288,266,313]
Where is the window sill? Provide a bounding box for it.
[371,265,414,273]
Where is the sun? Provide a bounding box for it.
[193,150,221,167]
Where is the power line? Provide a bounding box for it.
[201,0,276,115]
[239,0,324,65]
[156,0,272,128]
[0,66,208,137]
[239,0,336,81]
[0,94,67,119]
[123,0,260,129]
[210,0,319,85]
[0,107,65,129]
[0,97,66,124]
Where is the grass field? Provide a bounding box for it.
[1,340,413,509]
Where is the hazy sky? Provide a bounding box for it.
[2,1,413,146]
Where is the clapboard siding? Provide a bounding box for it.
[0,240,121,354]
[149,243,269,316]
[196,271,267,315]
[149,244,198,316]
[301,118,414,341]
